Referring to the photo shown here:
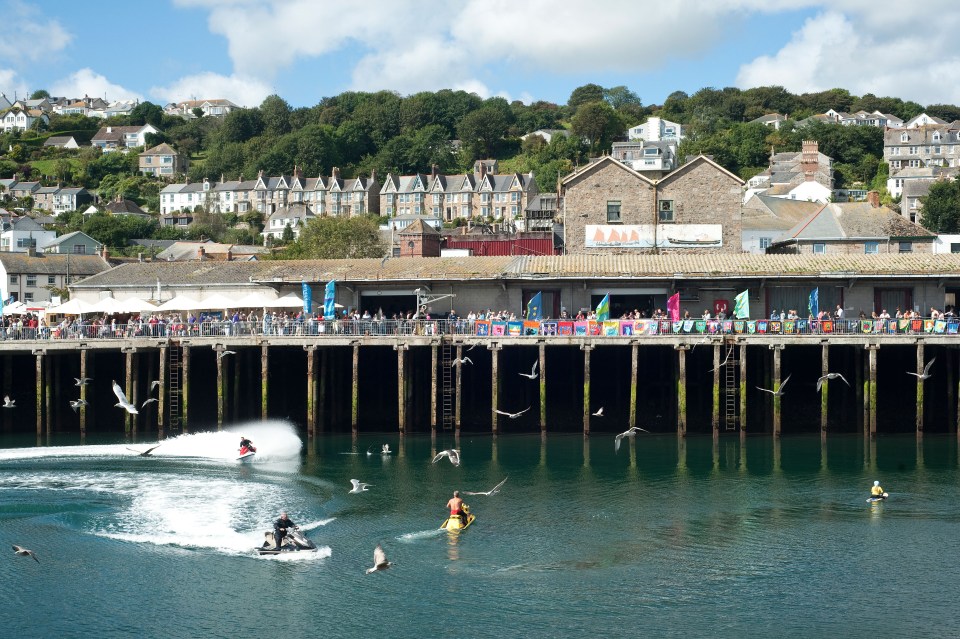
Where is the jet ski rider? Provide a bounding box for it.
[446,491,466,526]
[274,511,297,549]
[239,435,256,454]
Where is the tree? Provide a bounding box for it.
[604,86,642,110]
[278,216,385,259]
[919,180,960,232]
[130,102,164,127]
[259,94,292,137]
[570,101,621,152]
[925,104,960,123]
[568,84,605,112]
[192,107,205,119]
[218,108,264,144]
[281,223,295,244]
[457,107,509,160]
[29,89,50,100]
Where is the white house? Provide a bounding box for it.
[627,117,684,143]
[905,113,947,129]
[0,108,48,132]
[91,124,160,151]
[0,216,56,253]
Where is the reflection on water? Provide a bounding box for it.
[1,430,959,638]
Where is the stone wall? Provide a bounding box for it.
[658,159,743,253]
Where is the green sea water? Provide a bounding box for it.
[1,423,957,638]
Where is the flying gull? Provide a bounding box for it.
[74,377,92,386]
[112,380,139,414]
[451,356,473,366]
[518,359,539,379]
[69,399,88,412]
[217,350,237,360]
[2,395,14,408]
[365,544,392,574]
[349,479,372,493]
[592,407,604,417]
[463,477,508,496]
[127,445,161,457]
[756,374,791,398]
[493,406,530,419]
[614,426,650,453]
[906,357,936,381]
[432,449,461,467]
[12,545,38,563]
[141,397,159,409]
[816,372,851,392]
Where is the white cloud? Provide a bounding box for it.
[736,3,960,105]
[0,68,28,100]
[0,0,71,63]
[150,72,272,108]
[49,69,143,102]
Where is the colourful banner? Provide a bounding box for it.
[783,320,795,334]
[949,321,960,335]
[541,321,557,336]
[682,320,694,333]
[912,319,923,332]
[747,321,756,334]
[821,320,833,333]
[574,321,587,336]
[899,319,910,332]
[492,321,506,336]
[734,321,745,334]
[924,320,934,333]
[475,320,491,336]
[769,321,781,333]
[523,320,540,335]
[620,321,634,336]
[558,321,574,336]
[507,321,523,336]
[694,320,706,333]
[723,320,734,333]
[887,320,897,334]
[934,320,946,334]
[757,321,768,334]
[672,322,682,334]
[603,320,619,336]
[588,321,602,336]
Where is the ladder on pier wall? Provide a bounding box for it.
[723,343,739,431]
[440,341,454,430]
[168,343,182,432]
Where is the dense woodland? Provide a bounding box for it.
[3,84,960,254]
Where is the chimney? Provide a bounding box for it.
[370,169,377,183]
[431,164,439,179]
[479,161,487,179]
[198,246,206,261]
[332,167,341,181]
[27,246,36,257]
[106,126,112,133]
[226,247,233,261]
[867,190,880,208]
[100,245,109,260]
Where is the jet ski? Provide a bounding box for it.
[257,528,317,555]
[238,444,256,462]
[440,504,475,532]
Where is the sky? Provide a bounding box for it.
[2,0,960,110]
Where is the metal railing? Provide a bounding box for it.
[0,316,955,341]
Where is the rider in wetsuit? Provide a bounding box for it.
[274,511,296,549]
[239,435,256,454]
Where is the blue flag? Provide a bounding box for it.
[526,291,543,320]
[301,281,312,314]
[323,280,336,320]
[808,287,819,318]
[595,293,610,321]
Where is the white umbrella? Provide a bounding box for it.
[2,300,26,316]
[119,297,158,314]
[263,293,304,309]
[90,297,123,314]
[155,296,203,311]
[196,292,237,310]
[48,298,98,315]
[234,291,278,308]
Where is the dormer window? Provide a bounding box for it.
[901,132,909,142]
[933,132,942,141]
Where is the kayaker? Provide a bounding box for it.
[446,491,466,526]
[871,480,885,498]
[274,511,297,549]
[239,435,256,454]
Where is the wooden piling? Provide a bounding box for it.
[820,342,829,434]
[430,343,437,434]
[582,343,592,435]
[261,342,269,419]
[79,349,88,438]
[739,343,747,436]
[490,343,501,434]
[34,351,42,437]
[629,341,638,430]
[676,345,687,437]
[539,341,547,434]
[125,350,134,436]
[131,352,139,436]
[868,345,879,436]
[158,345,166,438]
[772,345,782,437]
[455,344,462,433]
[233,350,241,421]
[182,345,190,432]
[711,343,720,435]
[306,346,316,437]
[396,344,407,433]
[44,352,52,438]
[351,343,359,435]
[916,341,925,434]
[216,347,224,430]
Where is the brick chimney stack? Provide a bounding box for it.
[197,246,205,261]
[332,167,341,181]
[866,190,880,208]
[801,140,818,182]
[100,245,109,260]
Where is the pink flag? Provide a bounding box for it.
[667,292,680,322]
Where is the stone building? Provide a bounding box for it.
[560,155,743,254]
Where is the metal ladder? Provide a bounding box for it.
[441,341,454,430]
[168,342,181,432]
[723,342,739,431]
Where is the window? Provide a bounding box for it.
[9,275,17,284]
[950,243,960,254]
[658,199,674,222]
[813,243,826,254]
[26,275,36,287]
[865,241,879,254]
[759,237,772,250]
[16,238,35,248]
[899,241,913,253]
[47,275,55,285]
[606,200,622,223]
[73,245,86,254]
[23,292,32,302]
[901,132,909,142]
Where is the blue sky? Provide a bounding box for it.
[2,0,959,109]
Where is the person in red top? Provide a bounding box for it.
[446,491,465,526]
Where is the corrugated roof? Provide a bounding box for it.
[776,203,934,242]
[0,253,109,276]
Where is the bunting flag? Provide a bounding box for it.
[694,320,706,333]
[595,294,610,321]
[475,320,491,336]
[526,292,543,321]
[603,321,619,336]
[558,321,574,336]
[323,280,336,319]
[733,290,750,319]
[301,281,312,314]
[523,320,539,335]
[667,292,680,322]
[808,287,819,318]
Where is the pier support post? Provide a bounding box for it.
[539,341,547,434]
[430,343,437,434]
[820,342,829,434]
[216,346,225,430]
[351,343,359,435]
[319,349,327,433]
[158,345,166,439]
[34,351,43,437]
[916,341,925,434]
[233,351,241,422]
[79,349,88,438]
[867,345,879,437]
[131,352,139,436]
[675,345,687,437]
[395,343,408,434]
[44,352,52,438]
[582,343,593,436]
[629,341,638,430]
[947,347,955,434]
[490,343,501,435]
[260,343,269,419]
[182,345,191,432]
[739,343,747,437]
[711,343,721,435]
[772,345,783,437]
[305,346,316,437]
[124,349,134,436]
[455,344,462,433]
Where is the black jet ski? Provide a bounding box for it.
[256,528,318,555]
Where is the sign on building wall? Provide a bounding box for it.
[585,224,723,248]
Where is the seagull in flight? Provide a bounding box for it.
[592,407,604,417]
[112,380,138,414]
[381,444,391,455]
[518,359,539,379]
[69,399,88,412]
[127,444,161,457]
[432,449,461,467]
[141,397,159,409]
[149,380,161,391]
[218,350,237,360]
[463,477,508,496]
[12,545,38,563]
[365,544,392,574]
[907,357,936,381]
[74,377,92,386]
[708,349,733,373]
[493,406,530,419]
[2,395,14,408]
[349,479,372,493]
[615,426,650,452]
[756,374,791,398]
[451,356,473,366]
[465,344,478,352]
[816,372,850,392]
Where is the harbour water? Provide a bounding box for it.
[1,423,958,638]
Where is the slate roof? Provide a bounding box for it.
[398,218,440,236]
[775,203,935,243]
[0,253,109,276]
[43,136,77,147]
[105,199,148,215]
[69,253,960,290]
[141,143,179,156]
[742,195,822,231]
[44,231,100,248]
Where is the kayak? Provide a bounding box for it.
[440,512,476,532]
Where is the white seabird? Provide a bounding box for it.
[112,380,138,414]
